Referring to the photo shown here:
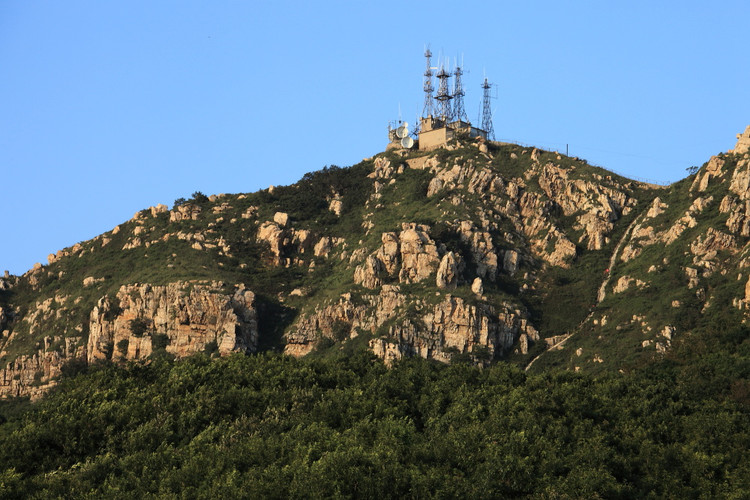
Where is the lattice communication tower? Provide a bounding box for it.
[481,77,495,141]
[422,49,434,118]
[452,64,468,123]
[435,64,453,123]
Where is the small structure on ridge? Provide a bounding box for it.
[387,47,494,151]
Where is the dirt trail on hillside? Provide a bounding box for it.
[596,216,641,303]
[524,214,643,372]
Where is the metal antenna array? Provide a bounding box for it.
[422,49,435,118]
[435,62,453,124]
[481,77,495,141]
[452,63,468,123]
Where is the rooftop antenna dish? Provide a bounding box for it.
[401,136,414,149]
[396,123,409,139]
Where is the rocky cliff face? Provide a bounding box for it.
[87,281,257,362]
[0,336,83,401]
[284,284,537,364]
[369,295,538,366]
[0,280,257,399]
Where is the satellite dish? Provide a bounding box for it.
[401,136,414,149]
[396,125,408,139]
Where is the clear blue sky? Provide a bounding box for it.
[2,1,749,275]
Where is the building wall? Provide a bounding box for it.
[417,122,488,150]
[418,127,454,150]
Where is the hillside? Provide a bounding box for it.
[534,131,750,373]
[1,128,750,399]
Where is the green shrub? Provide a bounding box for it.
[331,320,351,342]
[191,191,209,204]
[129,318,150,338]
[152,333,170,351]
[204,340,218,355]
[116,339,129,356]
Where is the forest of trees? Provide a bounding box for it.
[1,339,748,497]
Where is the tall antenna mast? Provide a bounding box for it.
[481,77,495,141]
[453,62,468,123]
[422,48,434,118]
[435,61,453,124]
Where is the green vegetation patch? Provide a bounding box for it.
[0,352,748,497]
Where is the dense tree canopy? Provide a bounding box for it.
[1,348,748,498]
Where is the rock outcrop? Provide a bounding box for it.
[1,280,258,399]
[612,275,647,294]
[284,285,406,357]
[399,224,441,283]
[354,224,440,288]
[456,221,499,279]
[537,162,634,250]
[436,252,459,290]
[256,214,340,267]
[692,156,726,192]
[731,125,750,155]
[370,295,538,366]
[88,281,257,363]
[719,156,750,236]
[170,203,202,222]
[0,336,84,401]
[285,283,537,366]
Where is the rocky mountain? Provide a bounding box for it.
[2,127,750,399]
